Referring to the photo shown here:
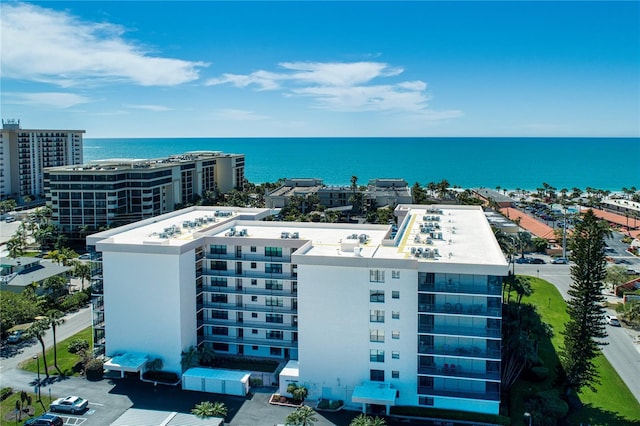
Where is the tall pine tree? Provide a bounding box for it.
[560,209,609,392]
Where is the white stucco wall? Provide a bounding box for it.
[297,262,418,407]
[103,249,196,374]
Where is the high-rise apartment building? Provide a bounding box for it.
[45,152,244,232]
[87,204,507,415]
[0,119,84,199]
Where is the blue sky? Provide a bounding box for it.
[1,1,638,138]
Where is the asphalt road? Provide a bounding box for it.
[516,262,640,404]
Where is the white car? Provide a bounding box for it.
[605,314,621,327]
[49,396,89,414]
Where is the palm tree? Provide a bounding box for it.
[6,237,24,258]
[285,406,318,426]
[181,346,200,371]
[72,261,91,291]
[27,318,51,379]
[287,383,308,403]
[46,310,65,375]
[43,275,67,300]
[515,231,532,259]
[191,401,227,419]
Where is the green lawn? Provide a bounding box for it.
[0,390,47,425]
[517,277,640,425]
[20,327,93,377]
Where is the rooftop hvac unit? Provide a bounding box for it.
[292,232,299,239]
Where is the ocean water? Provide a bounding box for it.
[83,137,639,191]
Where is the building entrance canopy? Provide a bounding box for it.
[352,382,397,406]
[104,352,149,377]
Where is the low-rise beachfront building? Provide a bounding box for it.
[265,178,412,212]
[86,204,507,415]
[44,151,244,233]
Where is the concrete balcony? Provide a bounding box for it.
[202,284,297,297]
[417,365,500,381]
[418,325,501,339]
[418,303,501,318]
[201,334,297,348]
[418,344,501,360]
[417,386,500,401]
[419,282,501,295]
[202,301,297,314]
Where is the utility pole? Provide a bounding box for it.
[562,206,567,259]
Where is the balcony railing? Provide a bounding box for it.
[202,302,297,314]
[418,304,501,318]
[201,334,298,348]
[202,285,297,297]
[417,365,500,381]
[207,253,293,263]
[418,325,501,339]
[417,386,500,401]
[418,345,501,360]
[419,282,501,295]
[203,269,297,281]
[200,318,297,331]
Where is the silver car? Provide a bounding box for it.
[49,396,88,414]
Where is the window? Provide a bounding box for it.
[213,343,229,351]
[392,351,400,359]
[419,396,434,406]
[251,312,258,318]
[211,294,227,303]
[210,244,227,255]
[252,329,258,334]
[370,290,385,303]
[211,326,228,336]
[370,369,385,382]
[266,263,283,274]
[392,370,399,379]
[267,330,283,340]
[392,311,400,319]
[252,346,259,350]
[392,331,400,339]
[211,261,227,271]
[370,349,385,362]
[251,262,257,269]
[251,279,257,285]
[265,247,283,257]
[266,280,283,290]
[370,269,385,283]
[251,296,258,302]
[266,297,283,307]
[211,310,228,319]
[370,309,385,323]
[392,291,400,299]
[211,277,227,287]
[270,347,282,356]
[250,246,257,252]
[392,270,400,279]
[266,313,283,323]
[370,330,385,342]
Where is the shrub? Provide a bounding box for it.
[249,377,263,387]
[0,387,13,401]
[85,358,104,381]
[60,291,89,311]
[530,366,550,381]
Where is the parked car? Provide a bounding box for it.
[552,257,568,264]
[78,253,91,260]
[605,314,621,327]
[529,258,546,264]
[7,330,25,343]
[23,414,63,426]
[515,257,531,264]
[5,216,16,223]
[49,395,89,414]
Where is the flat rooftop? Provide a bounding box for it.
[92,205,506,267]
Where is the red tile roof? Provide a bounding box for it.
[499,208,557,241]
[588,208,640,230]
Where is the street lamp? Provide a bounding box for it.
[33,355,40,384]
[524,411,532,426]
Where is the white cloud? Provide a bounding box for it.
[126,104,172,112]
[0,3,208,87]
[206,61,459,120]
[212,109,270,121]
[5,92,92,108]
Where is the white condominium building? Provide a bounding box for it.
[87,204,507,415]
[0,119,84,199]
